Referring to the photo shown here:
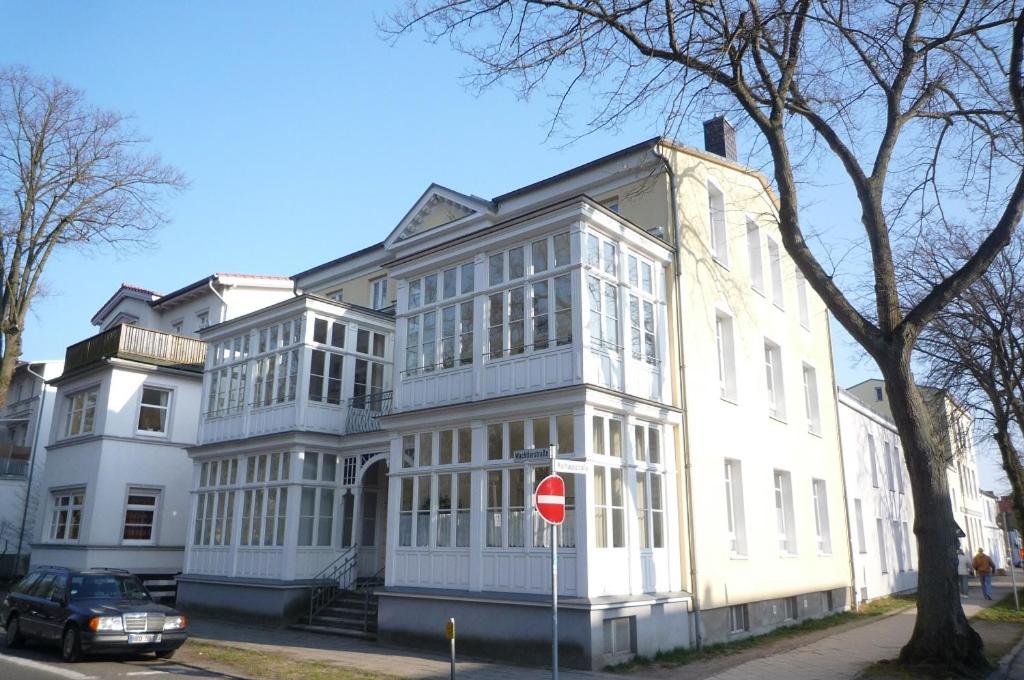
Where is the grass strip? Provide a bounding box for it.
[972,588,1024,624]
[180,640,394,680]
[608,595,916,673]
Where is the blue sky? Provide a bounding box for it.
[3,1,1006,489]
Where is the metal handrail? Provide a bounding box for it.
[357,565,386,632]
[307,545,359,624]
[345,391,393,434]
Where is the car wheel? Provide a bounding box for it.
[154,649,176,659]
[61,626,82,663]
[5,615,25,648]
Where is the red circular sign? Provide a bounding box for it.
[534,474,566,525]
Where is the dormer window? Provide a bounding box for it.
[171,320,183,335]
[197,310,210,330]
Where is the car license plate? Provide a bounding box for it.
[127,633,161,644]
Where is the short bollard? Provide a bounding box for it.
[446,617,456,678]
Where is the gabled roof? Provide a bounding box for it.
[384,183,496,249]
[92,273,291,326]
[90,283,161,326]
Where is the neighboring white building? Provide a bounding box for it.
[981,491,1006,569]
[179,128,852,668]
[30,274,292,596]
[848,380,986,558]
[837,390,916,605]
[0,360,63,576]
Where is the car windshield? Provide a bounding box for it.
[69,574,151,601]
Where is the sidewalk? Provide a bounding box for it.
[648,574,1022,680]
[186,618,615,679]
[183,575,1024,680]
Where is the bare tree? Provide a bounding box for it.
[386,1,1024,669]
[0,66,184,404]
[911,227,1024,538]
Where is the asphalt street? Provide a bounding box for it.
[0,635,237,680]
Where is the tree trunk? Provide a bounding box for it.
[883,355,985,668]
[0,330,22,410]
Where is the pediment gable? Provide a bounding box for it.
[385,184,494,249]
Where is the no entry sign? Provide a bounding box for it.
[534,474,566,525]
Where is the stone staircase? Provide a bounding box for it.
[291,576,382,640]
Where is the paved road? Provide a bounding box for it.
[0,636,237,680]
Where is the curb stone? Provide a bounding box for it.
[990,632,1024,680]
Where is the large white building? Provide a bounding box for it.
[837,389,916,605]
[29,274,292,596]
[848,380,986,558]
[0,360,63,576]
[177,128,852,668]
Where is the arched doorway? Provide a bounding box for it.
[356,457,388,579]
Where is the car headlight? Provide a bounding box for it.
[89,616,124,632]
[163,615,187,630]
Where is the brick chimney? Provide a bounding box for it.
[703,116,737,162]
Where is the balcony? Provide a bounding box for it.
[0,443,31,477]
[345,391,393,434]
[65,324,207,374]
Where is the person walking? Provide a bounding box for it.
[957,549,971,597]
[973,547,996,600]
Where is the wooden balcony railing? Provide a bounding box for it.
[65,324,207,374]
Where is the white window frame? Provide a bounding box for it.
[707,180,728,267]
[716,312,737,402]
[811,478,832,555]
[724,459,747,555]
[747,219,764,292]
[802,363,821,434]
[48,488,86,543]
[868,434,879,487]
[64,387,98,438]
[877,518,888,573]
[764,341,786,420]
[121,487,160,545]
[137,386,172,436]
[796,271,810,329]
[729,604,749,634]
[774,470,796,555]
[371,277,389,310]
[767,237,784,309]
[196,309,210,329]
[854,498,867,554]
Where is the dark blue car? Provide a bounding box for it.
[1,566,187,662]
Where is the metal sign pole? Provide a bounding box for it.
[1004,512,1019,610]
[550,443,559,680]
[447,618,456,678]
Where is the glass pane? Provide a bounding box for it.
[443,268,457,299]
[554,232,571,266]
[489,254,504,286]
[460,262,475,294]
[509,247,525,279]
[313,318,328,344]
[532,239,549,273]
[424,274,438,304]
[557,415,574,454]
[488,424,503,460]
[303,452,318,480]
[419,433,434,467]
[509,420,524,455]
[533,417,550,450]
[439,430,453,465]
[609,420,622,457]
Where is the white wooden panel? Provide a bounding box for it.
[198,412,246,444]
[187,547,232,576]
[481,551,578,596]
[392,550,471,589]
[295,549,342,580]
[592,550,630,596]
[236,548,283,579]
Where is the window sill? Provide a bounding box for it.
[751,285,766,298]
[712,256,730,271]
[135,430,169,438]
[720,395,739,406]
[768,414,788,425]
[779,551,800,559]
[773,302,785,312]
[730,552,749,560]
[807,427,823,438]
